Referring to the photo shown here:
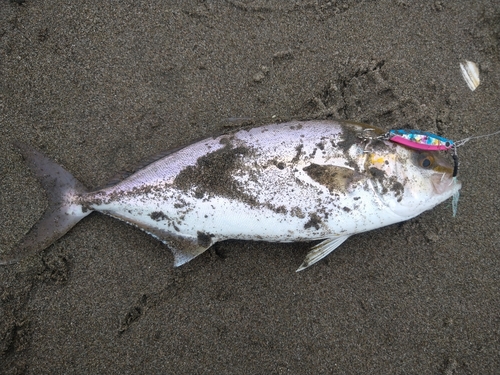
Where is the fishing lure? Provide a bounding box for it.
[384,128,500,155]
[385,129,454,151]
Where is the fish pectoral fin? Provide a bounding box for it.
[296,235,351,272]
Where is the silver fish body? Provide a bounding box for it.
[2,120,461,270]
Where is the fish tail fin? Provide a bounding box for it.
[0,143,92,265]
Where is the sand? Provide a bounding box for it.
[1,1,499,374]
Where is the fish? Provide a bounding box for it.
[1,120,461,271]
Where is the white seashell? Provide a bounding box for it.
[460,60,480,91]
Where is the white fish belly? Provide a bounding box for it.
[94,184,401,244]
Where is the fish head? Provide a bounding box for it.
[364,143,462,218]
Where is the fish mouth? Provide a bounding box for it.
[431,173,461,195]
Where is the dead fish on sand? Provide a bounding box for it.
[1,120,461,271]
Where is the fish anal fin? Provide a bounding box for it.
[100,211,213,267]
[162,232,211,267]
[296,235,351,272]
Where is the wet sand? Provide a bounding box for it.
[1,1,499,374]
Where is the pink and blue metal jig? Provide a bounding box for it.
[385,129,454,151]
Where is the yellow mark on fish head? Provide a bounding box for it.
[368,154,393,167]
[365,153,399,176]
[370,155,385,165]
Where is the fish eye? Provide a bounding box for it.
[419,155,434,168]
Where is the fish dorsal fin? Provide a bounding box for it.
[100,211,213,267]
[296,235,351,272]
